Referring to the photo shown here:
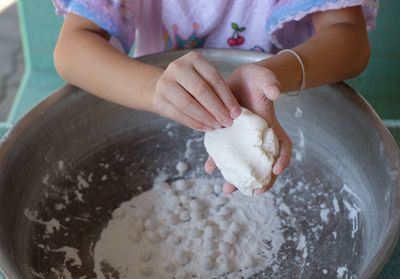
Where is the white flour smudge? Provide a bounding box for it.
[294,107,303,118]
[337,265,349,278]
[343,200,360,238]
[320,208,330,223]
[93,177,286,279]
[24,209,61,234]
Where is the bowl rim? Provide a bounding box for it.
[0,48,399,279]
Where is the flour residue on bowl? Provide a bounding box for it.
[93,175,286,278]
[25,130,364,279]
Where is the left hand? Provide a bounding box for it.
[205,64,292,194]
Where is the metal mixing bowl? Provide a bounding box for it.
[0,49,399,279]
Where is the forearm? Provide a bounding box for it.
[54,15,162,111]
[256,6,370,93]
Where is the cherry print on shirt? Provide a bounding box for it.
[227,22,246,47]
[171,23,208,50]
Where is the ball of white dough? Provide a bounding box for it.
[201,183,214,195]
[139,265,153,276]
[153,181,170,192]
[112,208,126,219]
[215,196,228,207]
[180,194,191,205]
[190,210,203,221]
[217,255,234,273]
[165,196,180,210]
[183,239,193,248]
[188,229,202,238]
[163,262,176,274]
[127,227,141,243]
[139,249,153,261]
[165,213,179,225]
[218,219,230,231]
[174,179,190,192]
[145,231,160,243]
[167,234,182,245]
[176,161,189,174]
[219,206,233,217]
[189,199,202,211]
[196,220,207,229]
[218,242,231,254]
[175,270,190,279]
[244,255,258,268]
[223,232,236,244]
[180,210,191,222]
[204,107,279,195]
[213,184,223,195]
[228,222,241,235]
[129,219,144,234]
[219,261,234,273]
[144,218,158,231]
[203,239,217,251]
[133,208,148,220]
[175,250,191,265]
[200,255,215,270]
[165,188,176,197]
[203,225,218,239]
[158,227,169,240]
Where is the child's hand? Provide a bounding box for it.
[205,64,292,194]
[150,51,241,131]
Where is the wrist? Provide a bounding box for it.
[125,62,164,112]
[255,52,302,94]
[143,69,164,113]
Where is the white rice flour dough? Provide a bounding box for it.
[204,107,279,195]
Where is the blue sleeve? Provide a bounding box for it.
[52,0,140,53]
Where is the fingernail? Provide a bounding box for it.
[230,107,242,119]
[221,118,233,127]
[255,189,263,195]
[273,165,281,175]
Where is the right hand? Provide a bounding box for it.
[205,64,292,194]
[149,51,241,131]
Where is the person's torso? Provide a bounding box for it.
[134,0,276,56]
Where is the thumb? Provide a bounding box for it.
[263,84,281,101]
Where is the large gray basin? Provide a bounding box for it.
[0,49,399,279]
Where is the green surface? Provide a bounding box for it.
[347,0,400,119]
[6,0,64,123]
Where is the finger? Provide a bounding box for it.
[205,157,217,174]
[263,84,281,101]
[255,174,277,194]
[162,81,221,129]
[273,136,292,175]
[223,183,237,193]
[157,96,212,132]
[192,54,241,119]
[175,66,233,127]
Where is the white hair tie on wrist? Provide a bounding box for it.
[277,49,306,96]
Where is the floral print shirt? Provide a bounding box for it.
[53,0,378,56]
